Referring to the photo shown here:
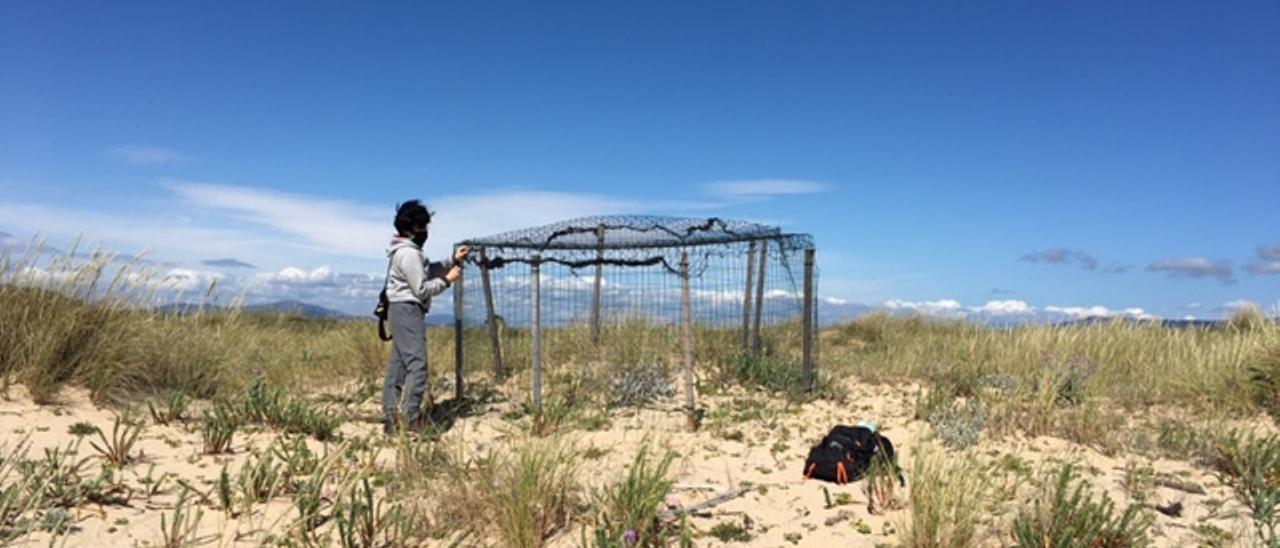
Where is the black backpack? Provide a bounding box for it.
[802,425,903,485]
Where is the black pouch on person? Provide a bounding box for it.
[372,289,392,341]
[802,425,903,485]
[373,259,393,341]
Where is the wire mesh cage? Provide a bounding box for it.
[450,215,817,424]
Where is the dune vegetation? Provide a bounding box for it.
[1,244,1278,547]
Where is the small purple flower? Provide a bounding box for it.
[622,530,638,544]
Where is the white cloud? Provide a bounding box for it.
[0,202,282,266]
[241,265,383,306]
[166,181,388,259]
[1120,308,1154,320]
[883,298,965,318]
[1147,257,1235,284]
[1,182,684,273]
[1042,305,1153,320]
[876,299,1157,323]
[1021,248,1099,270]
[1222,299,1261,313]
[257,266,338,287]
[109,145,189,166]
[971,299,1031,316]
[155,268,225,293]
[1246,245,1280,275]
[202,258,257,269]
[1043,305,1113,319]
[702,179,830,198]
[6,259,225,300]
[11,265,78,286]
[163,182,681,263]
[824,297,848,306]
[764,289,801,300]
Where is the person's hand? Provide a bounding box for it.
[445,265,462,284]
[454,245,471,263]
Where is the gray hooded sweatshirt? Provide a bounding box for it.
[384,236,455,311]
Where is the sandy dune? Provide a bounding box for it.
[1,380,1259,547]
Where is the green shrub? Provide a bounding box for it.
[1011,464,1150,548]
[236,452,287,511]
[66,422,99,438]
[488,438,580,548]
[924,396,987,450]
[215,466,232,514]
[723,355,811,397]
[16,442,89,509]
[608,361,674,408]
[1211,431,1280,547]
[157,490,203,548]
[865,452,900,515]
[900,443,998,548]
[824,314,1277,413]
[147,391,191,426]
[1043,354,1098,407]
[586,445,677,547]
[0,439,36,542]
[272,436,321,478]
[708,521,752,542]
[237,379,343,441]
[201,403,239,455]
[1250,344,1280,424]
[334,478,402,548]
[90,415,143,467]
[1228,306,1270,333]
[38,508,73,534]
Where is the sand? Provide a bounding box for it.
[0,380,1261,547]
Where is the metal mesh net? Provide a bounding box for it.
[451,215,817,395]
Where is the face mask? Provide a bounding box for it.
[412,231,428,247]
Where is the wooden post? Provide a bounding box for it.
[802,248,815,395]
[453,245,465,400]
[590,224,605,345]
[531,254,543,415]
[740,240,757,355]
[751,239,768,358]
[479,247,505,379]
[675,252,696,432]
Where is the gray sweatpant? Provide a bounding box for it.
[383,301,429,427]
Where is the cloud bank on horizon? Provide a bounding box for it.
[3,176,1277,320]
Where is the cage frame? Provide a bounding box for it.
[452,215,816,430]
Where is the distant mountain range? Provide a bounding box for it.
[155,300,357,320]
[1060,316,1231,329]
[152,299,1265,330]
[155,300,463,325]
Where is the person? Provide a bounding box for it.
[382,200,469,434]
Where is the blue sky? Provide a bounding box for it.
[1,1,1277,319]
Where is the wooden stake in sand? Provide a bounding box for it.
[802,248,815,394]
[531,253,543,415]
[751,240,768,358]
[681,251,698,431]
[479,247,505,379]
[740,240,756,355]
[453,244,465,400]
[591,223,605,346]
[659,485,754,521]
